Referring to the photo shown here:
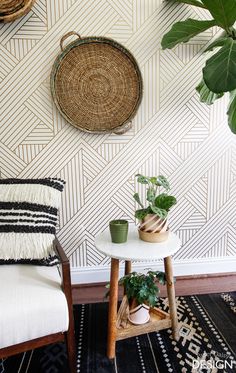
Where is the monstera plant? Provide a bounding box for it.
[161,0,236,134]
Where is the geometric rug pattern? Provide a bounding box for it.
[1,1,236,269]
[1,292,236,372]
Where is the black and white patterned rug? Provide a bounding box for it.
[1,292,236,373]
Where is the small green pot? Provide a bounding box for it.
[109,220,129,243]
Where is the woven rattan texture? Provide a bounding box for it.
[0,0,35,22]
[51,38,142,133]
[0,1,23,14]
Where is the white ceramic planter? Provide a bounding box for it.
[128,303,150,325]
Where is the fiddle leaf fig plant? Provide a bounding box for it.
[161,0,236,134]
[134,174,177,221]
[196,79,224,105]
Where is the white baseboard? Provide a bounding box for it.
[71,256,236,284]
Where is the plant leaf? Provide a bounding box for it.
[201,0,236,31]
[227,90,236,134]
[196,79,224,105]
[155,272,166,285]
[150,206,168,219]
[136,174,149,184]
[173,0,206,9]
[161,18,216,49]
[155,193,177,211]
[118,270,166,307]
[204,36,228,53]
[133,192,144,208]
[135,209,149,220]
[203,38,236,93]
[149,177,158,184]
[147,294,158,308]
[147,187,155,203]
[156,175,170,191]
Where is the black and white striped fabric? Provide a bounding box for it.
[0,178,65,265]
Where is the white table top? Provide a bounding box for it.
[94,225,181,261]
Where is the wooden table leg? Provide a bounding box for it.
[107,258,119,359]
[124,260,132,296]
[125,260,131,275]
[164,256,179,340]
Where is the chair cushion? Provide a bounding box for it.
[0,264,69,348]
[0,178,65,264]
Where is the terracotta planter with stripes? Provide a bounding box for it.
[139,214,169,243]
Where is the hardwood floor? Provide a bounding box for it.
[72,273,236,304]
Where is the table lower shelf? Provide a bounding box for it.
[116,296,171,341]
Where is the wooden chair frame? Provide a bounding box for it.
[0,238,76,373]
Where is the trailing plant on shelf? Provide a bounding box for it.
[161,0,236,134]
[133,174,177,242]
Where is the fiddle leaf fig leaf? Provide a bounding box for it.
[133,193,144,208]
[196,79,224,105]
[227,90,236,134]
[204,36,229,53]
[201,0,236,31]
[161,18,216,49]
[173,0,206,9]
[203,38,236,93]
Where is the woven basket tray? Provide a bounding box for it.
[0,0,35,22]
[50,32,143,134]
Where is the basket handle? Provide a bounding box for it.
[113,121,132,135]
[60,31,81,51]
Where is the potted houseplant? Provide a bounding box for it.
[118,270,166,325]
[133,174,177,242]
[161,0,236,134]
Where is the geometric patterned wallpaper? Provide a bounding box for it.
[1,0,236,271]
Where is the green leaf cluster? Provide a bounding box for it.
[133,174,177,221]
[118,270,168,307]
[161,0,236,134]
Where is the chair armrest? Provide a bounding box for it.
[53,237,69,264]
[53,237,74,310]
[53,238,76,368]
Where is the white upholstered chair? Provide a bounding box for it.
[0,239,76,373]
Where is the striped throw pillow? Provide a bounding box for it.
[0,178,65,265]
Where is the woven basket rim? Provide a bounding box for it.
[50,36,143,133]
[0,0,35,22]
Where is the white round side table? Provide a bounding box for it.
[95,225,181,359]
